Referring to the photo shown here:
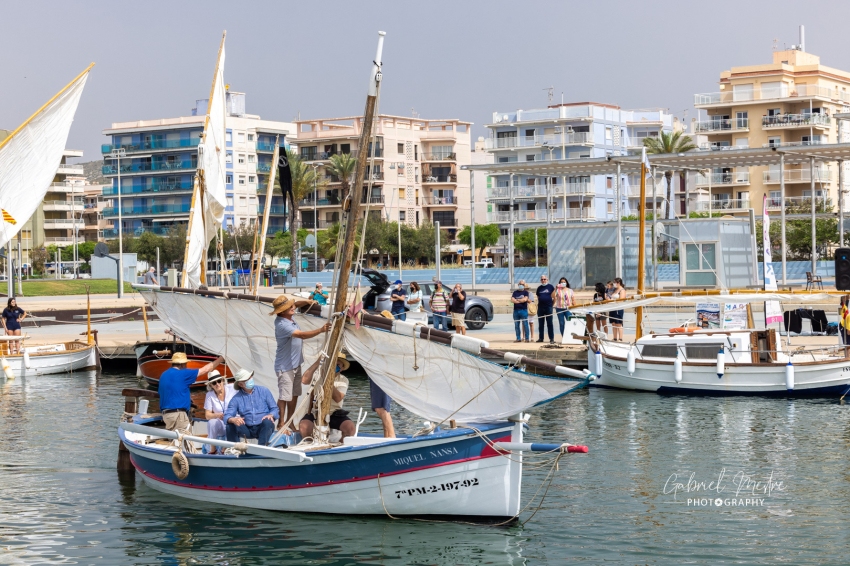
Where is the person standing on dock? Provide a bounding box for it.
[511,282,530,343]
[390,280,407,321]
[271,295,331,433]
[1,298,26,355]
[450,283,467,335]
[535,275,555,344]
[159,352,225,434]
[430,281,449,331]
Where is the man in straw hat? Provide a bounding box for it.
[159,352,225,433]
[224,368,279,446]
[298,353,356,441]
[271,294,331,433]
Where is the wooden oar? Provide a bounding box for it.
[119,422,312,462]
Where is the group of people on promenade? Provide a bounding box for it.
[592,278,627,341]
[157,293,395,450]
[387,279,468,335]
[511,275,576,344]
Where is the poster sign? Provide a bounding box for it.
[696,303,721,328]
[723,303,749,330]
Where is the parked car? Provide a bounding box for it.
[360,268,493,330]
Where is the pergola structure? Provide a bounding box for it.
[464,141,850,289]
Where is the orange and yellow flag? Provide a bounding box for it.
[1,209,16,225]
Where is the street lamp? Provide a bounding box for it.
[311,163,319,272]
[110,148,126,298]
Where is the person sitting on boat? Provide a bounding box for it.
[159,352,225,434]
[203,370,236,454]
[224,368,280,446]
[271,295,331,434]
[298,354,356,441]
[1,298,26,355]
[310,283,328,305]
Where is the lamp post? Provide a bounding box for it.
[311,163,319,272]
[110,148,126,298]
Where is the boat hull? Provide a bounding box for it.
[6,342,97,377]
[135,341,230,388]
[594,352,850,395]
[120,422,523,517]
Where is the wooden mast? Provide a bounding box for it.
[253,137,280,293]
[314,32,386,443]
[182,31,226,286]
[636,150,648,340]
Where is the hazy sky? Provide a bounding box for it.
[3,0,850,162]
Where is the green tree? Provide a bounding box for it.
[30,247,49,275]
[514,227,547,253]
[457,223,501,261]
[325,153,357,196]
[135,231,166,266]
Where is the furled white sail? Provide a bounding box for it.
[138,287,582,423]
[0,65,92,247]
[184,34,228,288]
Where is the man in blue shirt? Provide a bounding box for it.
[535,275,556,344]
[390,280,407,321]
[224,368,280,446]
[159,351,225,433]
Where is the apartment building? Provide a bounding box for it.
[100,91,295,239]
[482,103,674,246]
[291,115,472,236]
[693,46,850,216]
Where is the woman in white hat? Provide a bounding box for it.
[203,370,235,453]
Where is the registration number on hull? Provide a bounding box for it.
[395,478,479,498]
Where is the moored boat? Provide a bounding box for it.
[135,340,232,389]
[1,337,97,377]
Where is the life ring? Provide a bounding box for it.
[171,451,190,479]
[669,327,695,334]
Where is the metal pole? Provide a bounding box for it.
[435,221,441,283]
[707,170,712,218]
[652,167,658,290]
[545,176,551,280]
[111,149,126,298]
[469,169,476,291]
[534,228,538,268]
[780,153,787,284]
[71,181,77,279]
[7,242,12,297]
[156,247,160,284]
[16,232,22,295]
[397,209,402,280]
[312,163,318,272]
[811,156,817,275]
[840,159,845,248]
[509,173,515,289]
[615,163,622,276]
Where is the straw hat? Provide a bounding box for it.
[335,353,350,372]
[380,310,395,319]
[206,370,226,384]
[270,295,296,316]
[170,352,189,365]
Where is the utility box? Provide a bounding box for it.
[91,253,137,282]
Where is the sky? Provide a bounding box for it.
[3,0,850,162]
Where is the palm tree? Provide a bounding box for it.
[325,152,358,200]
[644,131,698,260]
[284,150,324,275]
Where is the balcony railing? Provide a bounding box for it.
[299,219,334,229]
[483,132,593,150]
[694,118,749,133]
[102,138,201,154]
[695,83,850,106]
[764,196,833,211]
[101,226,180,238]
[761,140,824,148]
[257,163,272,173]
[43,219,84,227]
[256,142,279,152]
[423,196,458,206]
[761,113,831,128]
[102,181,194,196]
[102,161,196,175]
[361,195,384,204]
[101,204,191,217]
[694,172,751,186]
[43,199,85,211]
[422,152,456,161]
[258,205,288,214]
[763,168,834,183]
[432,218,457,227]
[694,199,751,212]
[298,196,342,207]
[422,174,457,183]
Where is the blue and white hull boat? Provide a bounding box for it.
[119,419,583,518]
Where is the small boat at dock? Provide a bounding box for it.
[0,336,97,377]
[135,340,232,389]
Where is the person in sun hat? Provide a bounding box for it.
[203,370,235,453]
[159,351,225,433]
[224,368,279,446]
[271,294,331,434]
[297,353,356,441]
[390,279,407,321]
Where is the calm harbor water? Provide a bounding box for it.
[2,370,850,564]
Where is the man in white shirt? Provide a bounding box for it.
[298,354,355,440]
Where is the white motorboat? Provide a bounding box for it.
[0,336,97,378]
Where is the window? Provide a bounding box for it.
[238,176,245,185]
[734,137,749,148]
[767,136,781,148]
[399,187,405,200]
[399,210,405,222]
[414,145,418,160]
[226,175,233,184]
[736,111,748,128]
[607,201,613,214]
[237,132,245,143]
[226,132,232,143]
[606,177,613,189]
[248,155,255,163]
[767,108,782,117]
[238,154,245,164]
[605,126,612,141]
[225,152,233,164]
[226,196,234,207]
[526,155,536,161]
[248,176,255,183]
[247,134,254,141]
[685,243,717,286]
[398,143,404,154]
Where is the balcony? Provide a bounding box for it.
[102,138,201,154]
[298,197,342,207]
[483,132,593,150]
[44,237,75,244]
[361,195,385,204]
[257,163,272,173]
[300,219,334,229]
[43,199,85,212]
[57,164,84,175]
[101,204,191,217]
[432,218,457,227]
[490,106,592,124]
[694,171,751,187]
[46,182,80,193]
[422,174,457,184]
[761,140,824,148]
[553,208,595,221]
[765,196,832,211]
[43,219,85,229]
[763,168,834,184]
[102,181,194,196]
[101,226,180,238]
[256,141,280,152]
[102,161,196,176]
[694,199,751,213]
[423,196,458,206]
[761,113,831,129]
[258,205,288,215]
[694,118,749,134]
[694,83,850,107]
[422,152,456,162]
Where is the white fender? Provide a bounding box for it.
[1,356,13,380]
[716,346,725,379]
[673,352,683,383]
[23,350,31,370]
[626,349,635,375]
[785,362,794,391]
[595,349,603,376]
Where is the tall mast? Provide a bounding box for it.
[183,31,226,286]
[636,149,648,339]
[315,31,386,442]
[254,137,280,293]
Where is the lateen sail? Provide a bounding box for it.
[184,34,228,288]
[0,64,92,247]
